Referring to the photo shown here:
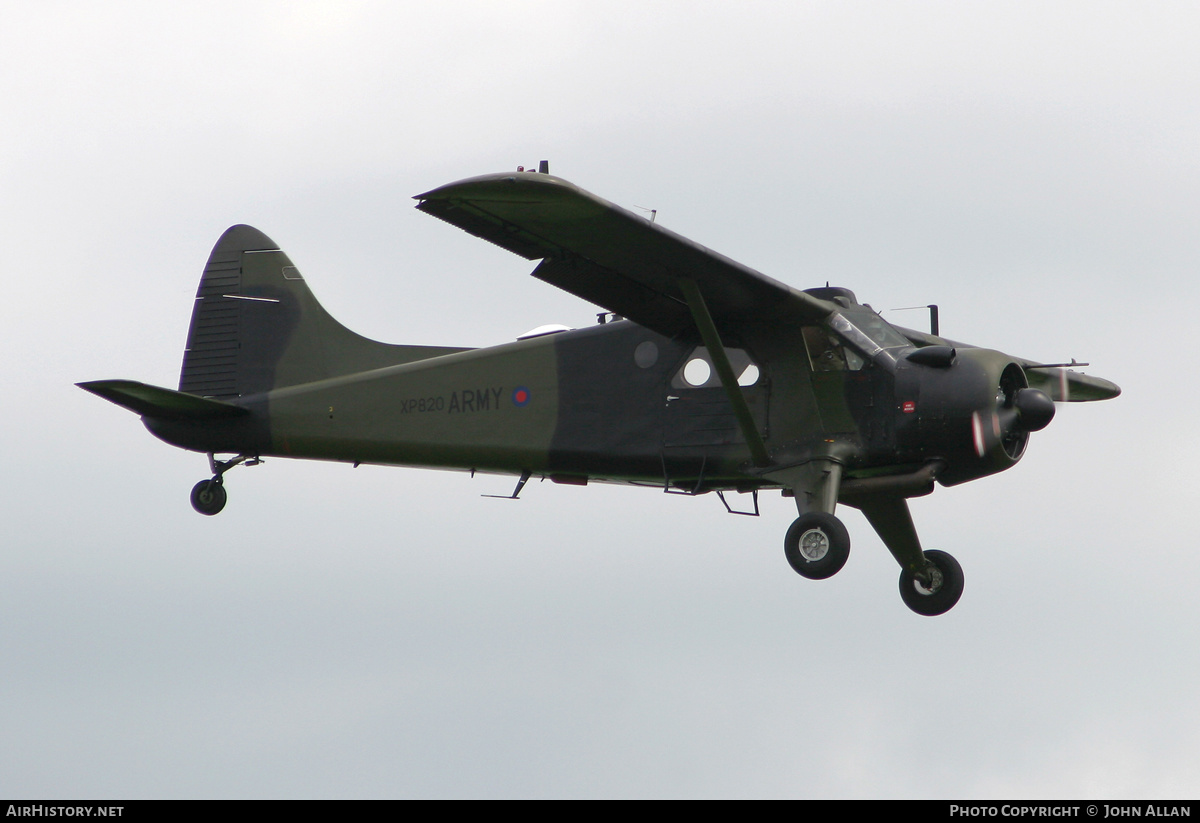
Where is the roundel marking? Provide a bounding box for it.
[512,386,531,407]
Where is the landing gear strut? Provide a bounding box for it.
[189,453,259,516]
[853,492,966,616]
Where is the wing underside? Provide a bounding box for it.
[414,172,831,338]
[1022,366,1121,402]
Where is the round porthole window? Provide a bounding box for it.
[683,358,711,387]
[634,340,658,368]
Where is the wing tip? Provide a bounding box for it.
[414,171,578,203]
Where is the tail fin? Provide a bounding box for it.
[179,225,466,400]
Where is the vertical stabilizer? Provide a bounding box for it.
[179,225,466,400]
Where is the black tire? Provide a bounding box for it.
[784,512,850,580]
[899,549,964,616]
[190,479,227,516]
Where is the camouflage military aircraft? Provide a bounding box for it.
[79,166,1120,615]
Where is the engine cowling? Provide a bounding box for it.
[896,348,1055,486]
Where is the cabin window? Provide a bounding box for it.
[683,358,711,386]
[672,347,761,389]
[634,340,659,368]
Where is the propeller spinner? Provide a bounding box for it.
[972,363,1055,459]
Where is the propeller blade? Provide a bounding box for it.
[971,385,1055,459]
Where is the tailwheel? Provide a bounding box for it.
[784,512,850,580]
[899,549,964,616]
[190,478,227,516]
[187,453,260,516]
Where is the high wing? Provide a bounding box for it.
[417,171,1120,405]
[414,172,833,339]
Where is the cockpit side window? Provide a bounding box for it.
[803,327,864,372]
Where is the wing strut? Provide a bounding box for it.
[677,278,771,468]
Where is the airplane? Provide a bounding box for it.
[79,164,1120,616]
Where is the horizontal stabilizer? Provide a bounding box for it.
[77,380,249,420]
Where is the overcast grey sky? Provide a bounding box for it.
[3,1,1197,798]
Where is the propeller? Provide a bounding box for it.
[971,368,1055,459]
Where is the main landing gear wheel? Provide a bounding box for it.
[784,512,851,580]
[190,479,227,516]
[899,549,964,616]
